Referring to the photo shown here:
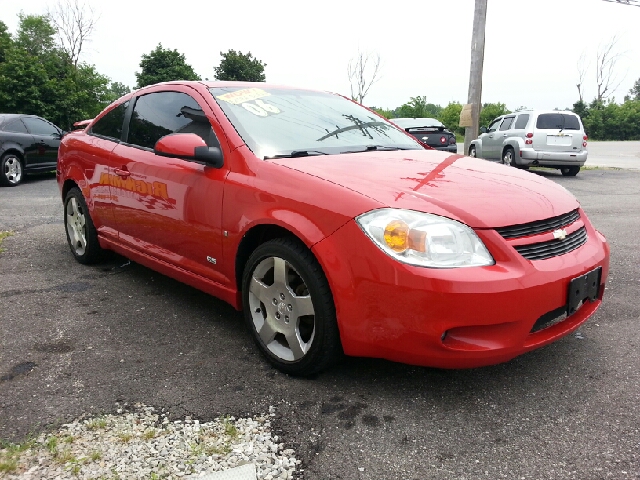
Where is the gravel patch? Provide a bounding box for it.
[0,404,300,479]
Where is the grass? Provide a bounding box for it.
[0,230,14,253]
[117,432,132,443]
[222,417,238,439]
[87,417,108,430]
[142,429,157,440]
[0,438,37,472]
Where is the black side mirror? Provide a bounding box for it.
[479,126,487,134]
[194,146,223,169]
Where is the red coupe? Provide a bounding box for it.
[57,82,609,375]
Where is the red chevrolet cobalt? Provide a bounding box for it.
[57,82,609,376]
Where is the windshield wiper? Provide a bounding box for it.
[340,145,409,154]
[265,150,328,159]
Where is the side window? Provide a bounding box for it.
[487,118,501,132]
[3,120,29,134]
[91,103,127,140]
[514,114,529,129]
[23,117,59,136]
[127,91,219,150]
[499,117,515,131]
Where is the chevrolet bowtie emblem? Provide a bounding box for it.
[553,229,568,240]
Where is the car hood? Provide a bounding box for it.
[271,150,579,229]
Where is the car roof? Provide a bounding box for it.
[0,113,41,127]
[390,118,444,128]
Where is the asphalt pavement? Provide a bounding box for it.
[1,165,639,479]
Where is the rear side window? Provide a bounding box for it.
[499,117,514,131]
[127,91,219,150]
[23,117,59,136]
[536,114,580,130]
[91,103,127,140]
[514,114,529,129]
[3,120,28,133]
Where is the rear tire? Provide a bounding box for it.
[0,153,24,187]
[242,237,343,376]
[64,187,104,264]
[561,166,580,177]
[502,147,515,166]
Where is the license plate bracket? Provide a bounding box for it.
[567,267,601,316]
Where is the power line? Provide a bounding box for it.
[602,0,640,6]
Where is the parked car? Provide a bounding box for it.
[57,82,609,376]
[0,114,65,186]
[468,110,588,176]
[390,117,458,153]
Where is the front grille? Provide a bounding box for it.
[514,227,587,261]
[495,210,580,239]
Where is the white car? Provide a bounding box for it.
[469,111,588,176]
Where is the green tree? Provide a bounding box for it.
[135,44,200,88]
[0,14,110,129]
[106,81,131,102]
[369,107,394,119]
[628,78,640,101]
[437,102,464,135]
[396,96,442,118]
[479,102,511,128]
[0,20,11,63]
[214,49,266,82]
[14,14,57,58]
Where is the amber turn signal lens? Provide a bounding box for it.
[383,220,409,252]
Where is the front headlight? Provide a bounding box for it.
[356,209,494,268]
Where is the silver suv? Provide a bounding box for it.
[468,110,587,176]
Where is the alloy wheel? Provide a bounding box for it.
[66,197,87,256]
[247,256,316,362]
[3,156,22,185]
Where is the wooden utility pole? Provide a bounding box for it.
[464,0,488,156]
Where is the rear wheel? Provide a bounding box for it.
[502,147,515,166]
[0,153,23,187]
[242,238,342,376]
[64,187,104,264]
[468,146,477,157]
[561,166,580,176]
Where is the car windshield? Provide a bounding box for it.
[209,87,422,159]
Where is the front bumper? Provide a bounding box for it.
[312,211,609,369]
[519,148,588,166]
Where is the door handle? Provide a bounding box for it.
[114,167,131,178]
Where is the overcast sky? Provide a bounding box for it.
[3,0,640,111]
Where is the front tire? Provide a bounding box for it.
[64,187,104,264]
[242,238,342,376]
[0,153,24,187]
[468,146,477,157]
[561,166,580,176]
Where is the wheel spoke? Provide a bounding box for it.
[273,257,288,286]
[294,295,314,317]
[249,276,271,305]
[285,331,306,360]
[258,319,277,344]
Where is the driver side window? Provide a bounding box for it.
[487,119,501,133]
[127,91,220,150]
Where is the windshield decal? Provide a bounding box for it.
[217,88,270,105]
[241,98,281,117]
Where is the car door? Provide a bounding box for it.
[481,117,504,159]
[111,87,229,285]
[21,117,62,169]
[1,118,37,166]
[85,101,130,239]
[496,115,515,152]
